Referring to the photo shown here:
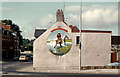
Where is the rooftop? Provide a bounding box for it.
[34,29,47,38]
[111,36,120,45]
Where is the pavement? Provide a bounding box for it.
[5,66,120,75]
[1,60,120,75]
[18,66,119,75]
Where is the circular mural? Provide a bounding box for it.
[47,30,72,56]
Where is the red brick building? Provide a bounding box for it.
[2,23,11,30]
[111,36,120,63]
[2,23,20,60]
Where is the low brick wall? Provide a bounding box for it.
[81,66,120,70]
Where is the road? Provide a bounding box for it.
[2,60,33,75]
[1,60,120,76]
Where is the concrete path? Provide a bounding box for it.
[2,60,120,75]
[17,65,119,75]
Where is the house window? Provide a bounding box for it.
[76,36,79,44]
[112,46,114,48]
[118,46,120,49]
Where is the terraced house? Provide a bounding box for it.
[33,9,112,71]
[2,22,20,60]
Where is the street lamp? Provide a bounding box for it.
[79,0,82,70]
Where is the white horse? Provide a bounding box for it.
[49,39,67,48]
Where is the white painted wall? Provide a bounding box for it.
[81,32,111,66]
[33,22,111,70]
[33,22,80,70]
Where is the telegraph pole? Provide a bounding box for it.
[79,0,82,70]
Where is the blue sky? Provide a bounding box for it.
[1,2,119,39]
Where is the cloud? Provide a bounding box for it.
[65,5,118,31]
[66,14,79,26]
[65,4,117,13]
[41,14,54,27]
[65,5,80,13]
[21,13,55,39]
[82,8,118,26]
[21,25,35,39]
[28,13,54,28]
[22,4,118,39]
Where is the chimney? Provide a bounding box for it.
[56,9,64,22]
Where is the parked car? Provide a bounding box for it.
[19,55,29,62]
[30,54,33,60]
[107,62,120,66]
[13,57,19,61]
[26,54,33,60]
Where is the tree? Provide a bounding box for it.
[2,19,23,48]
[11,23,16,32]
[2,19,12,25]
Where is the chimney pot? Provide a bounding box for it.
[56,9,64,22]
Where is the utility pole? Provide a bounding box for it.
[63,1,65,13]
[79,0,82,70]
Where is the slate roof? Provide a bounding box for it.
[34,29,47,38]
[111,36,120,45]
[34,28,112,38]
[69,25,79,32]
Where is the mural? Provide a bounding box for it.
[47,30,72,56]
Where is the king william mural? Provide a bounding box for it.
[46,28,72,56]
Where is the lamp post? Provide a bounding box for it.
[79,0,82,70]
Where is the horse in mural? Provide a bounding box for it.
[48,33,70,53]
[49,39,67,48]
[54,38,63,48]
[54,33,69,48]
